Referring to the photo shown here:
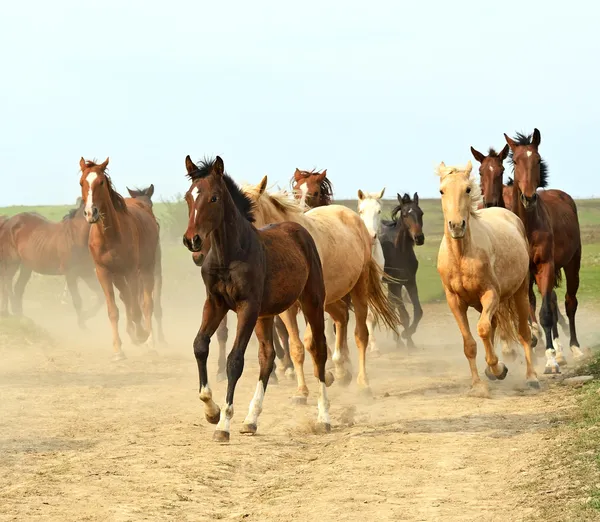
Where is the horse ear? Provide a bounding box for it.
[258,175,268,195]
[294,168,303,181]
[504,134,517,150]
[397,192,403,204]
[185,155,196,174]
[464,160,473,175]
[499,144,510,161]
[357,189,365,200]
[147,184,155,198]
[532,128,541,148]
[100,157,109,170]
[316,169,327,182]
[413,192,419,205]
[214,156,225,176]
[126,187,136,198]
[378,187,386,199]
[79,157,86,171]
[470,146,485,163]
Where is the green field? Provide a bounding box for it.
[2,196,599,306]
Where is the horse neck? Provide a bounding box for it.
[210,195,254,266]
[443,217,473,260]
[95,197,123,242]
[511,184,542,237]
[395,222,414,253]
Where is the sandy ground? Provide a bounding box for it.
[1,286,598,522]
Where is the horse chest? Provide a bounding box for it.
[445,262,485,299]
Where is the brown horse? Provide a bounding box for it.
[79,158,159,360]
[126,185,166,346]
[503,129,585,373]
[471,145,569,350]
[182,156,333,442]
[291,168,334,208]
[0,200,104,325]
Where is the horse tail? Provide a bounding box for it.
[366,258,400,334]
[494,297,520,344]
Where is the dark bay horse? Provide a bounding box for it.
[126,185,166,346]
[503,130,585,373]
[379,193,424,348]
[182,156,332,442]
[79,158,159,360]
[471,144,569,350]
[0,200,103,325]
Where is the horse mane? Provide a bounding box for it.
[390,193,412,222]
[83,160,129,213]
[243,184,304,220]
[435,164,483,217]
[290,169,334,205]
[507,132,549,188]
[487,147,499,157]
[62,198,84,221]
[187,158,255,222]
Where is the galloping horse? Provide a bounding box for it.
[79,158,159,360]
[243,177,399,398]
[436,161,537,397]
[182,156,333,442]
[471,144,569,353]
[126,185,167,346]
[503,129,585,372]
[380,193,425,348]
[0,200,103,326]
[291,168,333,208]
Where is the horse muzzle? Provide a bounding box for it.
[183,234,203,253]
[414,234,425,246]
[520,192,538,210]
[84,206,100,224]
[448,220,466,239]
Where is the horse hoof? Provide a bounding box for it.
[291,395,308,406]
[556,354,568,367]
[315,422,331,434]
[543,364,561,375]
[531,335,538,348]
[497,363,508,380]
[205,412,221,425]
[213,430,230,443]
[269,373,279,385]
[240,423,257,435]
[336,370,353,387]
[467,383,490,399]
[284,368,296,380]
[216,372,227,383]
[527,379,541,390]
[484,366,497,381]
[324,371,335,387]
[112,351,126,362]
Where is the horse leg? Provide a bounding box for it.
[549,290,566,366]
[119,271,148,345]
[194,297,228,426]
[81,274,105,320]
[241,316,276,435]
[445,288,488,397]
[140,268,155,348]
[390,283,409,349]
[535,266,561,375]
[404,279,423,348]
[477,289,508,383]
[12,265,32,316]
[213,315,228,382]
[563,252,586,360]
[214,303,259,443]
[515,279,539,389]
[65,274,86,329]
[325,299,352,386]
[528,276,541,349]
[279,308,310,404]
[153,246,167,346]
[274,315,294,379]
[366,306,379,357]
[96,267,124,360]
[349,272,371,395]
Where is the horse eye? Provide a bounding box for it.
[99,180,104,186]
[313,192,318,197]
[466,187,471,194]
[439,190,444,195]
[210,195,218,203]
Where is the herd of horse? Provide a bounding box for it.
[0,128,587,442]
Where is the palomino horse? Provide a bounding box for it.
[243,177,399,398]
[357,188,386,355]
[471,144,568,353]
[380,193,425,348]
[126,185,167,346]
[79,158,159,360]
[0,200,104,326]
[182,156,333,442]
[436,161,538,397]
[503,129,585,372]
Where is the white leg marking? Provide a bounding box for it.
[317,381,331,426]
[571,345,585,359]
[243,382,265,427]
[367,307,378,352]
[199,385,220,418]
[216,403,234,434]
[544,349,560,373]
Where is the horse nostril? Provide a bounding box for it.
[193,235,201,245]
[461,220,466,228]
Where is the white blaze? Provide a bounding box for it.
[191,187,200,222]
[526,151,532,157]
[85,172,98,214]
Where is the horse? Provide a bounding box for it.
[379,192,425,349]
[242,177,399,399]
[290,168,334,209]
[503,129,585,372]
[0,215,16,316]
[126,185,167,346]
[79,158,159,360]
[0,199,104,326]
[471,144,569,353]
[182,155,333,442]
[436,161,538,397]
[357,188,386,355]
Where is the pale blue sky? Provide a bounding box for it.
[1,0,598,206]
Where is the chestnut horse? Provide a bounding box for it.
[182,156,333,442]
[126,185,167,346]
[0,200,103,325]
[436,161,537,397]
[503,130,585,372]
[79,158,159,360]
[471,144,568,353]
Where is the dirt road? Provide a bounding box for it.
[1,298,597,521]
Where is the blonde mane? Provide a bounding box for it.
[435,161,483,216]
[242,183,305,221]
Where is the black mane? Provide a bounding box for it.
[507,132,549,188]
[290,169,334,206]
[62,198,84,221]
[487,147,499,157]
[187,158,255,222]
[390,193,413,222]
